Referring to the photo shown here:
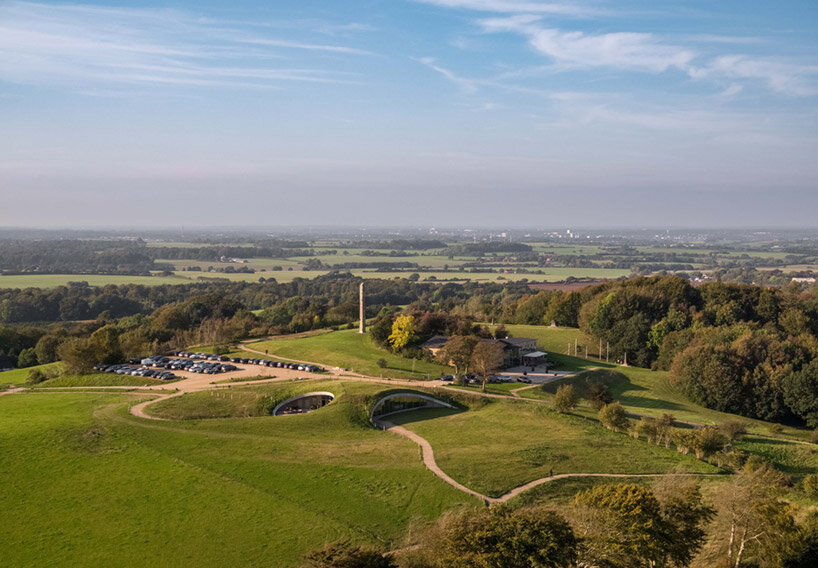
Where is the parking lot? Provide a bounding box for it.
[95,351,325,383]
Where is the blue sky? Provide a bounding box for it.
[1,0,817,228]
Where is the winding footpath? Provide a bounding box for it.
[374,415,724,504]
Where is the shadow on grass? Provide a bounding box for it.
[384,407,465,426]
[615,394,686,412]
[740,436,795,446]
[547,353,617,372]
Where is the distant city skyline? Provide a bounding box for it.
[1,0,816,228]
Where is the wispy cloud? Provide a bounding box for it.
[689,55,818,96]
[0,2,370,91]
[475,15,818,97]
[480,15,695,73]
[239,38,374,56]
[412,0,600,17]
[716,83,744,100]
[416,57,479,93]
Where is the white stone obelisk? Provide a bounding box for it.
[359,282,366,333]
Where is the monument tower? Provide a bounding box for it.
[359,282,366,334]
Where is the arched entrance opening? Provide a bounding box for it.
[272,392,335,416]
[371,392,455,420]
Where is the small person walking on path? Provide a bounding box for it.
[549,469,553,477]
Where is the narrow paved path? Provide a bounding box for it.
[509,384,540,398]
[375,414,723,504]
[493,471,724,503]
[129,391,185,420]
[376,418,493,503]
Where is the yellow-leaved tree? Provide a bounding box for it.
[388,314,417,351]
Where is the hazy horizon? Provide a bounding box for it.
[1,0,816,228]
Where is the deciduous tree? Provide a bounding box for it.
[57,337,97,375]
[712,466,798,568]
[598,402,630,433]
[470,340,505,392]
[433,506,577,568]
[553,384,578,413]
[388,315,417,351]
[572,481,712,568]
[438,335,478,378]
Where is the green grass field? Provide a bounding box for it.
[146,380,319,419]
[389,401,718,498]
[0,362,63,385]
[5,368,818,567]
[0,266,632,290]
[0,273,195,289]
[2,364,176,388]
[498,324,610,371]
[248,329,453,379]
[503,324,594,354]
[0,386,475,567]
[35,373,172,388]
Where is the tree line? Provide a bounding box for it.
[302,469,818,568]
[0,240,160,275]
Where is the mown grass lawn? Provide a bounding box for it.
[248,329,452,380]
[0,388,474,567]
[388,400,718,498]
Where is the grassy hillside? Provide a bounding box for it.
[147,379,340,420]
[0,388,474,567]
[540,367,818,441]
[0,362,62,386]
[5,375,817,567]
[248,329,453,379]
[389,400,718,498]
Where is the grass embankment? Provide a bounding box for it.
[0,362,63,385]
[248,329,453,380]
[147,379,327,420]
[389,400,718,498]
[1,364,171,388]
[35,373,171,388]
[192,344,280,361]
[446,381,532,397]
[0,388,474,567]
[214,375,277,384]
